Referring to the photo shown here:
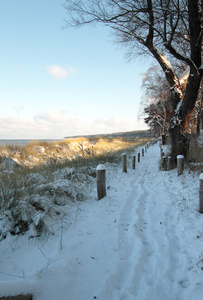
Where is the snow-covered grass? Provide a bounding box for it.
[0,137,146,241]
[0,142,203,299]
[0,137,147,167]
[0,165,97,240]
[0,137,148,240]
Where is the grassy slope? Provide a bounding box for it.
[0,132,153,168]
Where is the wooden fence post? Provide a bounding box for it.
[142,148,144,157]
[160,156,167,170]
[138,152,140,162]
[96,164,106,200]
[167,156,172,170]
[177,155,184,176]
[145,145,147,153]
[199,173,203,213]
[163,156,167,170]
[132,155,136,169]
[122,153,127,173]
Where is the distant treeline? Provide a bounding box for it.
[65,130,154,140]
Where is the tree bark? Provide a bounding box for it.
[169,0,202,161]
[149,46,183,109]
[169,124,187,160]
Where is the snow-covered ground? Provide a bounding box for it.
[0,143,203,300]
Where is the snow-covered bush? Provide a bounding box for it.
[0,164,97,240]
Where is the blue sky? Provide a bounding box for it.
[0,0,150,139]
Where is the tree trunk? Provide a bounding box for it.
[169,0,202,161]
[169,75,201,161]
[180,75,202,128]
[149,46,183,104]
[169,73,201,161]
[169,124,188,162]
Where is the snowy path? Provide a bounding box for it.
[1,143,203,300]
[88,144,202,300]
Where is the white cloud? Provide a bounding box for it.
[46,65,78,80]
[34,111,69,123]
[46,65,68,79]
[0,112,84,139]
[0,112,147,139]
[93,116,130,133]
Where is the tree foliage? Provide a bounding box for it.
[141,65,173,134]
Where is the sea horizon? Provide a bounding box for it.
[0,138,63,146]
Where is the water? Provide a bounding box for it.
[0,139,62,146]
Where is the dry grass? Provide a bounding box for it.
[0,136,150,169]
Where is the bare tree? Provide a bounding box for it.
[64,0,203,160]
[141,65,173,134]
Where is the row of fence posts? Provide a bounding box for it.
[160,145,184,176]
[97,139,203,214]
[96,141,153,200]
[160,154,184,175]
[160,143,203,214]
